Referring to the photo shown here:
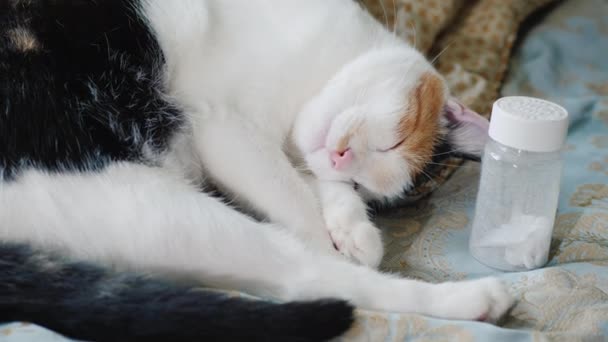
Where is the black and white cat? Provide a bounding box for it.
[0,0,510,341]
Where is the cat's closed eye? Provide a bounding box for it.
[377,138,406,153]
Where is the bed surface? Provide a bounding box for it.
[2,0,608,340]
[346,1,608,340]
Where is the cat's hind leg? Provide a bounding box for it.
[0,162,513,321]
[0,242,354,342]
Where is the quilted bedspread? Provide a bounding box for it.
[2,0,608,341]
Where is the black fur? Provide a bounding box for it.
[0,0,182,180]
[0,243,354,342]
[0,1,354,340]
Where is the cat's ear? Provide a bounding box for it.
[442,98,490,161]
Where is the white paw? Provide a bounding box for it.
[301,230,343,258]
[432,278,514,322]
[329,221,384,268]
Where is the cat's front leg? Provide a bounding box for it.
[313,179,384,268]
[191,110,337,256]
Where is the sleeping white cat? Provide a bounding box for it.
[0,0,511,338]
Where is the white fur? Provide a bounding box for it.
[0,162,512,320]
[0,0,512,321]
[145,0,442,262]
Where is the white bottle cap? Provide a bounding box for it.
[489,96,569,152]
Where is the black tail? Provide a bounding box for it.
[0,243,354,341]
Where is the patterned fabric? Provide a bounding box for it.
[360,0,556,200]
[3,0,608,340]
[361,0,555,114]
[346,0,608,340]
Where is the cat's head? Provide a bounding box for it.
[294,47,489,201]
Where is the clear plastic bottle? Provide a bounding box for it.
[469,96,569,271]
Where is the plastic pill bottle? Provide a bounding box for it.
[469,96,569,271]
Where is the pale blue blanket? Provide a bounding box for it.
[3,0,608,340]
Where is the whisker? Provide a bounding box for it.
[425,161,461,167]
[409,20,417,50]
[391,0,397,35]
[379,0,390,32]
[417,168,438,186]
[430,41,454,65]
[430,150,461,158]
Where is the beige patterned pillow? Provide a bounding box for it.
[360,0,556,199]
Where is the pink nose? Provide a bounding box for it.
[330,148,353,170]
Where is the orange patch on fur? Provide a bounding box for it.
[397,73,445,174]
